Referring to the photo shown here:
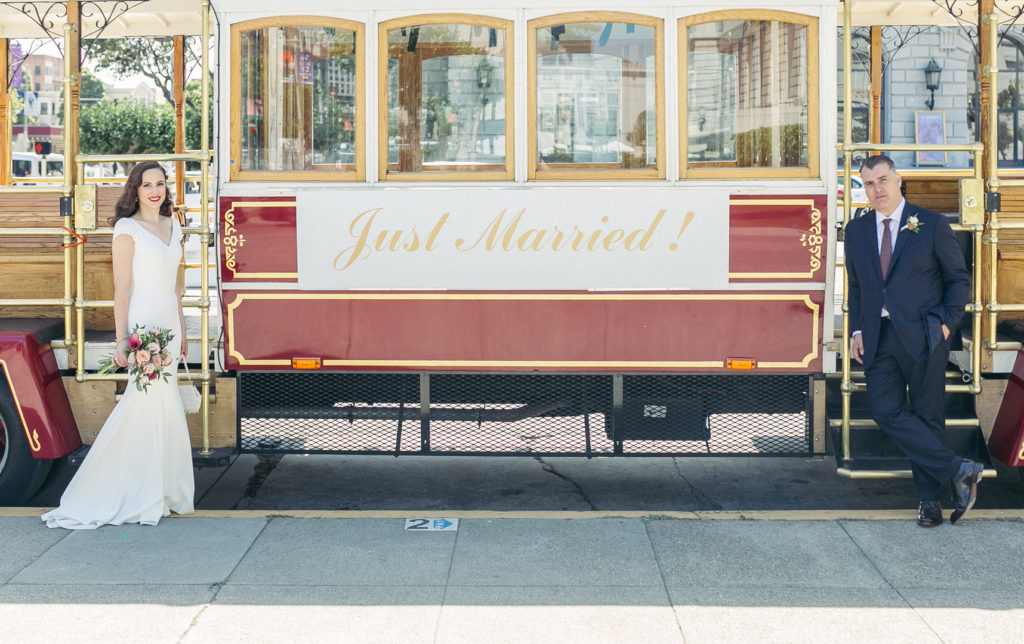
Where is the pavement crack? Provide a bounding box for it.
[672,457,723,511]
[835,521,943,640]
[534,456,598,510]
[179,602,213,643]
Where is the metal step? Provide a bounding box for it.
[826,417,995,478]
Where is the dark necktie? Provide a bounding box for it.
[880,218,893,279]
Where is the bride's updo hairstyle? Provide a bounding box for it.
[110,160,173,226]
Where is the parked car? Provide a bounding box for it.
[838,175,868,217]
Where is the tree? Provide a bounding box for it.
[89,37,205,105]
[79,99,175,157]
[80,69,106,101]
[58,69,105,119]
[184,77,213,152]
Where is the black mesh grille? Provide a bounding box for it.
[238,373,811,456]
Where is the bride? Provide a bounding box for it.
[42,161,195,529]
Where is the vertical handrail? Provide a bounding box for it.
[198,0,213,456]
[63,22,76,357]
[986,11,1002,352]
[840,0,854,463]
[65,19,87,377]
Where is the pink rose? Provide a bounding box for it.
[142,363,156,375]
[149,328,159,335]
[128,333,142,350]
[162,355,174,367]
[147,342,160,353]
[152,354,163,366]
[136,349,151,365]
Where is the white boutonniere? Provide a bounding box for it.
[901,215,923,234]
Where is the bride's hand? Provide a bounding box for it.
[114,341,129,368]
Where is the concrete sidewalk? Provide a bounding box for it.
[2,510,1023,643]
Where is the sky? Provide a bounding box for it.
[17,38,156,92]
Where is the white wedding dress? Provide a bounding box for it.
[43,216,195,529]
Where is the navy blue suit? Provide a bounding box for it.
[844,203,971,500]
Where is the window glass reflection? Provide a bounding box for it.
[240,25,356,173]
[535,21,657,170]
[687,20,807,169]
[385,23,506,174]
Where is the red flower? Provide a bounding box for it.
[148,371,159,381]
[129,333,142,350]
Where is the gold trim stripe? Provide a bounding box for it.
[222,201,299,280]
[727,198,824,280]
[0,358,43,452]
[225,198,828,283]
[226,293,820,368]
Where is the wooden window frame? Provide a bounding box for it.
[528,12,665,181]
[230,16,366,182]
[378,14,514,182]
[679,10,819,180]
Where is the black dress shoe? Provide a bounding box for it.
[917,500,943,527]
[950,459,984,525]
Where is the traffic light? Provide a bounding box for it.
[34,141,52,156]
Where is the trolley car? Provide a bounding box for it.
[2,0,1023,505]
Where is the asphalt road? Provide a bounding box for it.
[29,451,1024,513]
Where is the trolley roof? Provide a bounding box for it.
[0,0,207,38]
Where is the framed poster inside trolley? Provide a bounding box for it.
[915,111,947,166]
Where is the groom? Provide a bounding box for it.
[845,155,981,527]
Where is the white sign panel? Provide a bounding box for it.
[296,189,729,290]
[404,518,459,531]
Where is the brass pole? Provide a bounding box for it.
[199,0,212,456]
[63,18,80,368]
[0,38,10,186]
[841,0,853,463]
[65,2,81,177]
[970,146,985,393]
[173,35,185,209]
[985,12,1001,352]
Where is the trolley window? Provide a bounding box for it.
[528,13,664,180]
[379,16,513,181]
[680,11,818,179]
[231,17,365,181]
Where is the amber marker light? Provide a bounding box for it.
[291,358,322,370]
[725,358,757,370]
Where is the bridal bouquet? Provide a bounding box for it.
[98,324,176,391]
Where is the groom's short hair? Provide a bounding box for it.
[860,155,896,174]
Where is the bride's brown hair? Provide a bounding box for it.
[109,161,173,226]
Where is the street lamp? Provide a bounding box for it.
[924,58,942,110]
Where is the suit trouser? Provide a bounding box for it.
[865,318,962,501]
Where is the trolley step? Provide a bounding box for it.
[826,418,994,476]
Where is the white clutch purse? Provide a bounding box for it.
[179,360,202,414]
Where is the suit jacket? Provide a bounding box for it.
[844,202,970,368]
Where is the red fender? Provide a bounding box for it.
[0,325,82,460]
[989,348,1024,467]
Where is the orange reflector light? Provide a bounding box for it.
[726,358,757,370]
[291,358,322,370]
